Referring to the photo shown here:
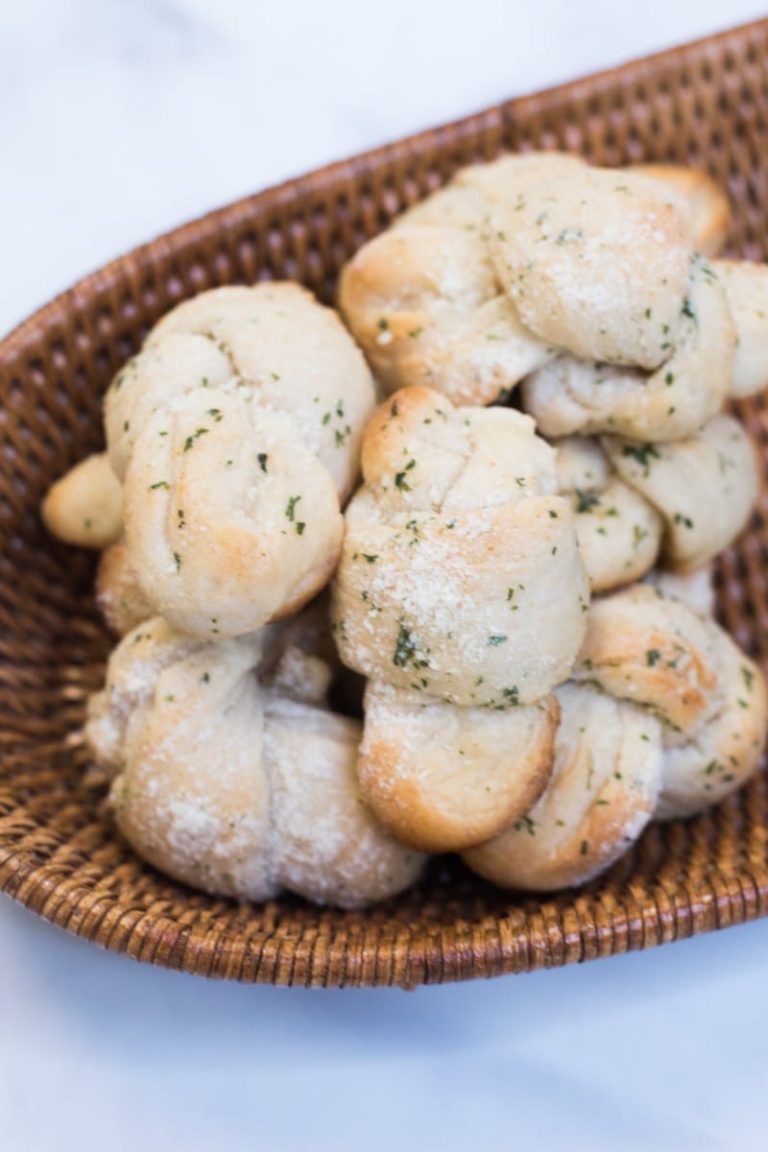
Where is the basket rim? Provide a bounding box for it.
[2,15,768,986]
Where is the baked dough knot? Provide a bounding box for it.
[464,585,766,890]
[331,385,590,852]
[85,615,425,909]
[101,283,376,638]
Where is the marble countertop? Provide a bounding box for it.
[2,2,768,1150]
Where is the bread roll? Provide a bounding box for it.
[573,584,721,738]
[465,584,766,886]
[572,585,767,818]
[263,694,426,907]
[455,151,587,201]
[397,154,585,228]
[657,625,767,818]
[105,333,233,482]
[107,283,376,501]
[333,387,589,707]
[108,631,275,901]
[85,616,210,779]
[88,618,425,908]
[393,183,488,231]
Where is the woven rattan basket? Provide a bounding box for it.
[2,21,768,987]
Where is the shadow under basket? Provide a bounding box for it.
[3,20,768,987]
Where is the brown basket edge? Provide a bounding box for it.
[3,835,768,986]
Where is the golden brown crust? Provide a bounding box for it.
[568,584,767,820]
[358,684,558,852]
[572,585,720,735]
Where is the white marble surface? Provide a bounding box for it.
[3,2,768,1149]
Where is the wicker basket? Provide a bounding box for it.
[2,20,768,988]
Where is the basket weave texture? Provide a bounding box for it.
[2,21,768,987]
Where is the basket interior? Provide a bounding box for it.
[1,20,768,985]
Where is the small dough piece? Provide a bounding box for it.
[604,414,758,571]
[338,225,553,406]
[657,630,766,819]
[95,538,153,636]
[357,681,558,852]
[106,283,376,501]
[333,388,589,707]
[555,437,662,592]
[714,260,768,398]
[631,164,731,256]
[123,388,343,639]
[463,682,662,891]
[491,166,691,369]
[90,619,425,908]
[522,257,735,441]
[643,566,715,617]
[41,453,123,549]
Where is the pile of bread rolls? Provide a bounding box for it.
[43,152,768,906]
